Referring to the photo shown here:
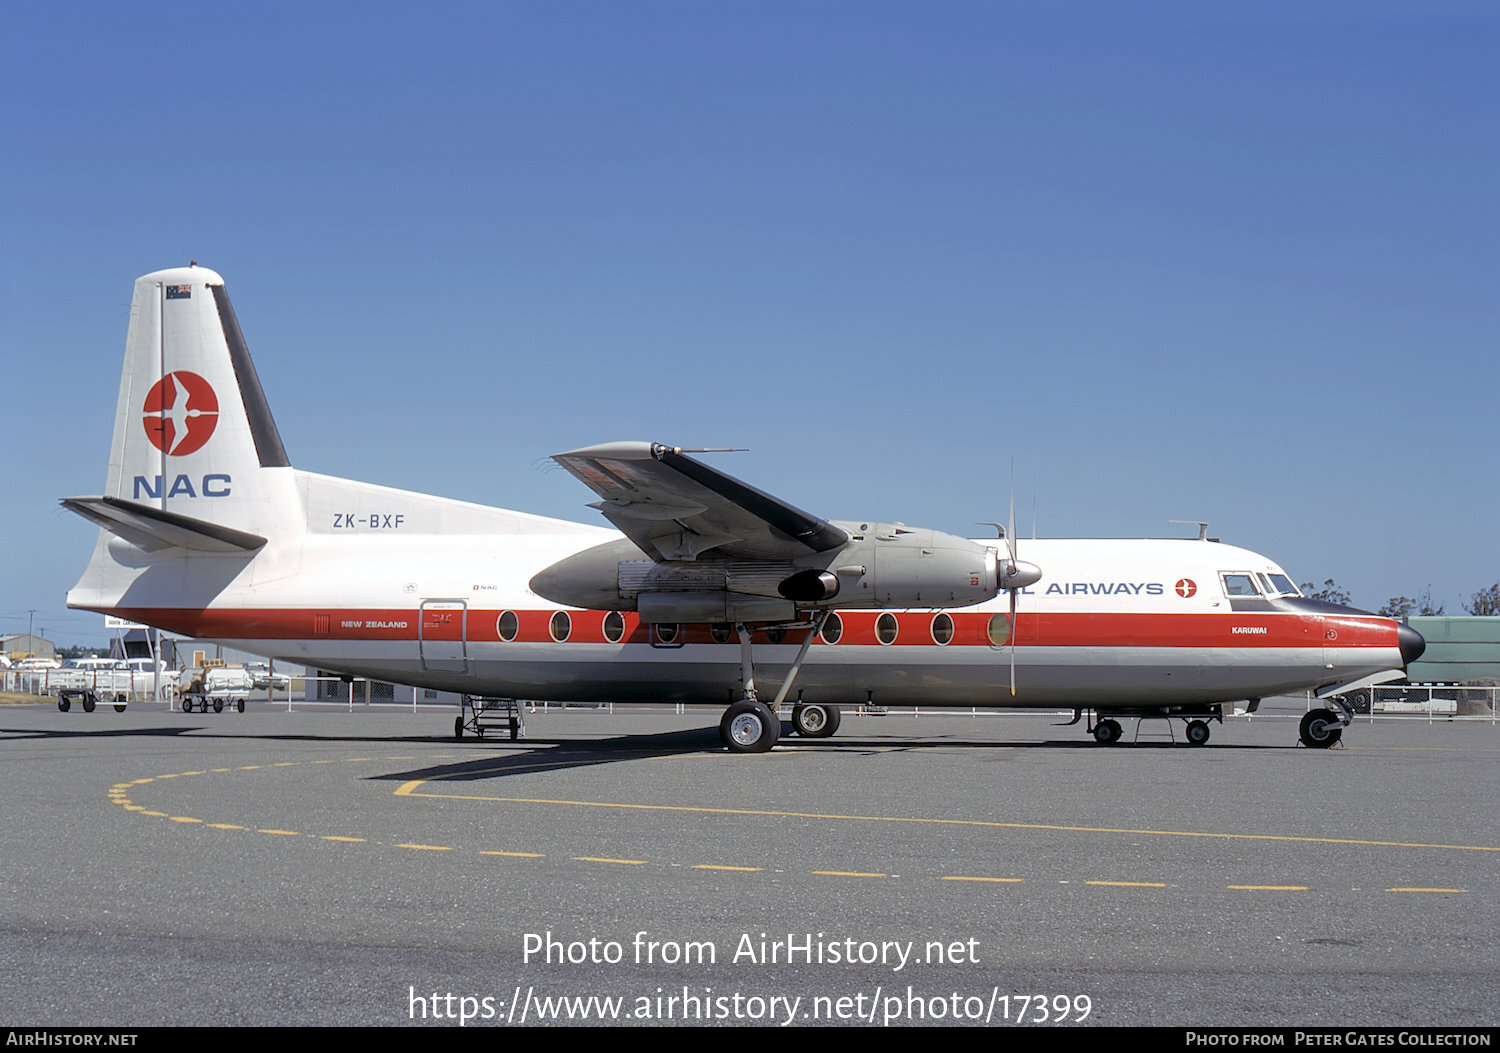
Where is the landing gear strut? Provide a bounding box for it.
[717,614,829,752]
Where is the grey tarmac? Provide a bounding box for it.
[1,698,1495,1027]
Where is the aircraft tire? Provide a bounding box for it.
[1185,719,1211,746]
[792,703,840,738]
[57,696,70,713]
[114,704,127,714]
[454,716,464,740]
[82,694,96,714]
[1093,718,1122,745]
[721,699,780,753]
[1299,709,1342,749]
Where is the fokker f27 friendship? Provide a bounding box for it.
[65,266,1425,751]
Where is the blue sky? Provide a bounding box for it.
[4,2,1497,647]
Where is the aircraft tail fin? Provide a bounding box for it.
[87,264,297,537]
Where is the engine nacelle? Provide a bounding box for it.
[529,521,1013,623]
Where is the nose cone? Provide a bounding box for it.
[1398,623,1426,666]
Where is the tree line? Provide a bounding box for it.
[1298,580,1500,617]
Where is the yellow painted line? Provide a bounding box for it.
[1229,885,1309,891]
[169,816,202,824]
[141,811,166,817]
[574,856,646,866]
[392,780,1500,854]
[346,757,373,763]
[239,765,262,770]
[258,829,299,836]
[115,800,132,806]
[208,824,244,830]
[812,870,885,878]
[123,805,145,812]
[942,876,1024,883]
[156,773,179,780]
[1388,887,1465,893]
[397,843,453,852]
[320,835,366,842]
[210,768,232,773]
[481,850,545,858]
[693,865,763,872]
[272,762,297,768]
[180,771,205,776]
[1085,880,1168,888]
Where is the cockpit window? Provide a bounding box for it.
[1267,573,1299,597]
[1221,573,1261,597]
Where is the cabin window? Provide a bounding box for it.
[820,613,843,645]
[651,622,683,647]
[986,613,1011,647]
[709,623,734,644]
[875,612,898,645]
[603,611,625,643]
[549,610,572,642]
[496,610,519,642]
[930,613,954,645]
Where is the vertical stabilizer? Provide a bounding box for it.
[104,265,297,536]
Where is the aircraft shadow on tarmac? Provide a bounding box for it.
[362,723,1303,784]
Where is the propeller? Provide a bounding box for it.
[993,472,1042,696]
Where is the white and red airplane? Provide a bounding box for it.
[65,265,1424,751]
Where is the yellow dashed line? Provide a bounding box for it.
[169,816,202,824]
[693,865,763,872]
[396,843,453,851]
[271,762,297,768]
[942,876,1024,883]
[258,829,299,836]
[393,779,1500,854]
[321,836,366,843]
[238,765,261,770]
[141,811,166,817]
[481,850,544,858]
[574,856,646,866]
[208,824,244,830]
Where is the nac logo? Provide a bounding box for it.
[142,371,219,456]
[1175,578,1197,598]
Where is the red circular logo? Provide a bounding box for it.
[1175,578,1197,598]
[142,371,219,456]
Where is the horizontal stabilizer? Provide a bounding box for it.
[61,496,267,553]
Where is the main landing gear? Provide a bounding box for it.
[717,615,839,753]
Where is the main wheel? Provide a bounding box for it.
[1093,718,1122,745]
[57,696,70,713]
[720,699,781,753]
[1299,708,1342,749]
[791,702,841,738]
[1185,719,1211,746]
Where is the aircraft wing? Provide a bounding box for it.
[551,442,848,562]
